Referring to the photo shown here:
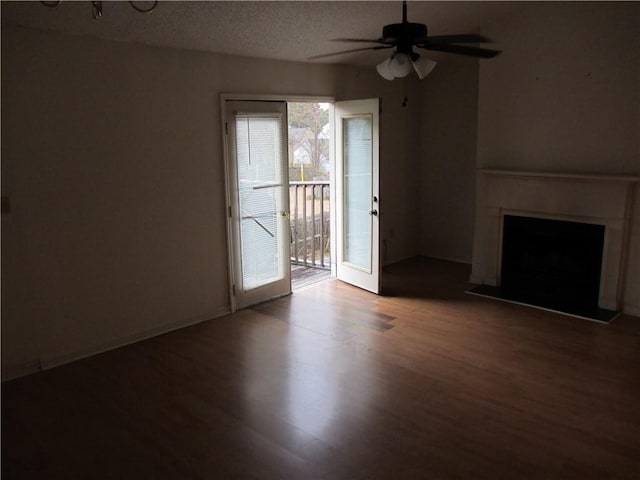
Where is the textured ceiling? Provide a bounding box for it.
[1,1,522,67]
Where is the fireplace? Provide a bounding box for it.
[500,215,605,315]
[469,169,639,322]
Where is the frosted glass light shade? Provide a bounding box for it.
[388,53,412,78]
[376,58,395,80]
[413,56,437,79]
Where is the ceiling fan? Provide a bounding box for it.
[309,1,501,80]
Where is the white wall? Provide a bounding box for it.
[472,2,640,314]
[419,58,479,264]
[1,26,420,378]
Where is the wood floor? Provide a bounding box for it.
[3,257,639,479]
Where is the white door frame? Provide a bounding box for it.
[221,94,335,311]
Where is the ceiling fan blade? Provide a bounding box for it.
[420,43,501,58]
[308,45,393,60]
[333,38,388,44]
[423,34,493,45]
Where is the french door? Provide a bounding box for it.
[225,100,291,309]
[334,98,380,294]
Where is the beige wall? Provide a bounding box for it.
[378,78,422,265]
[1,26,420,378]
[419,58,479,263]
[477,2,639,173]
[472,2,640,314]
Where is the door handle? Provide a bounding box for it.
[369,209,378,216]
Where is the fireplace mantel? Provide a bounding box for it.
[471,169,639,312]
[479,169,640,184]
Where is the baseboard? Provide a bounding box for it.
[39,306,231,371]
[622,304,640,318]
[421,254,472,266]
[383,254,416,267]
[2,359,41,382]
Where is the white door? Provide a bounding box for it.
[334,98,380,294]
[225,100,291,309]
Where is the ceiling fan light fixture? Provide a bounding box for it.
[412,56,437,79]
[388,53,412,78]
[377,52,435,81]
[311,1,501,75]
[376,57,395,81]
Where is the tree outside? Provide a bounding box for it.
[288,103,330,181]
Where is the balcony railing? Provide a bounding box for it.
[289,181,330,269]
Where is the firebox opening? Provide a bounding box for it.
[468,214,619,323]
[502,215,604,310]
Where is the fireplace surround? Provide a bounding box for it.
[470,169,639,320]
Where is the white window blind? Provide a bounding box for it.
[343,115,373,271]
[235,114,286,291]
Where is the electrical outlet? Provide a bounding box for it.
[1,196,10,214]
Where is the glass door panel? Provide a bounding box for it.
[236,115,285,289]
[343,115,373,272]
